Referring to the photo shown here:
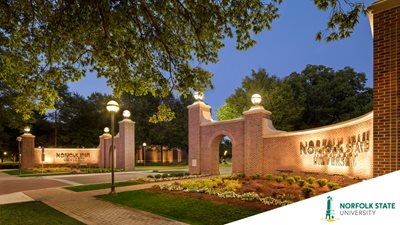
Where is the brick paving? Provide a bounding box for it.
[24,182,188,225]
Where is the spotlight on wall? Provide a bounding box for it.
[23,126,31,134]
[251,94,262,106]
[193,91,204,102]
[123,110,131,119]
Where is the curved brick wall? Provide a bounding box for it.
[263,112,373,178]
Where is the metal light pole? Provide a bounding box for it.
[16,136,22,175]
[106,100,120,195]
[103,127,110,168]
[142,142,147,166]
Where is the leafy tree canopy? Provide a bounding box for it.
[0,0,367,121]
[217,65,372,131]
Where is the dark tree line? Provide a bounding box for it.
[217,65,372,131]
[0,83,192,158]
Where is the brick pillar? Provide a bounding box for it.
[99,133,112,168]
[116,118,135,170]
[243,106,271,175]
[188,101,212,174]
[21,133,35,169]
[369,0,400,176]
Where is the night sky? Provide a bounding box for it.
[68,0,375,116]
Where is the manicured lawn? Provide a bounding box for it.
[3,170,35,175]
[65,181,142,192]
[98,190,262,225]
[0,201,84,225]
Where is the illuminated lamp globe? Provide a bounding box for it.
[106,100,120,112]
[193,91,204,101]
[123,110,131,118]
[143,142,147,147]
[251,94,262,105]
[23,126,31,133]
[104,127,110,133]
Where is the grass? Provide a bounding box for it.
[0,201,84,225]
[65,181,142,192]
[3,170,35,175]
[98,190,262,225]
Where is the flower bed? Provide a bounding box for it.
[153,177,292,206]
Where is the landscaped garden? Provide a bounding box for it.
[98,172,361,224]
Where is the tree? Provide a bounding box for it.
[217,65,372,131]
[217,69,304,131]
[0,0,367,121]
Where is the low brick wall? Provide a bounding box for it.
[33,148,100,166]
[263,112,373,178]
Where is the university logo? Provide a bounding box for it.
[325,196,336,222]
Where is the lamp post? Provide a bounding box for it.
[142,142,147,166]
[106,100,120,195]
[16,136,22,175]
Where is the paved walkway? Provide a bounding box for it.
[21,179,208,225]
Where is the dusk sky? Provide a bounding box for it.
[68,0,375,116]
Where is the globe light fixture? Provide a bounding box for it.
[106,100,120,112]
[251,94,262,105]
[23,126,31,133]
[104,127,110,133]
[193,91,204,101]
[123,110,131,119]
[142,142,147,166]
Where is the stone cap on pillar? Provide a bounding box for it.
[99,133,112,139]
[118,118,135,124]
[243,105,272,117]
[21,133,35,138]
[187,101,211,110]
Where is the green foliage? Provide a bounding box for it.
[251,174,261,180]
[301,185,315,198]
[317,179,328,187]
[281,173,288,180]
[65,181,142,192]
[264,174,273,180]
[216,103,241,121]
[327,182,341,190]
[154,174,162,179]
[217,65,372,131]
[298,180,306,187]
[1,1,366,121]
[275,175,284,183]
[293,176,301,182]
[237,173,246,179]
[307,176,316,185]
[286,177,295,185]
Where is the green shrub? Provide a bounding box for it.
[293,176,301,182]
[275,175,284,183]
[161,173,169,178]
[327,182,341,190]
[251,174,261,180]
[298,179,306,187]
[286,177,295,185]
[317,179,328,187]
[307,176,316,184]
[264,174,273,180]
[147,175,154,178]
[302,185,315,198]
[154,174,162,179]
[237,173,246,178]
[281,173,288,180]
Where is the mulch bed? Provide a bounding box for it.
[150,172,363,212]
